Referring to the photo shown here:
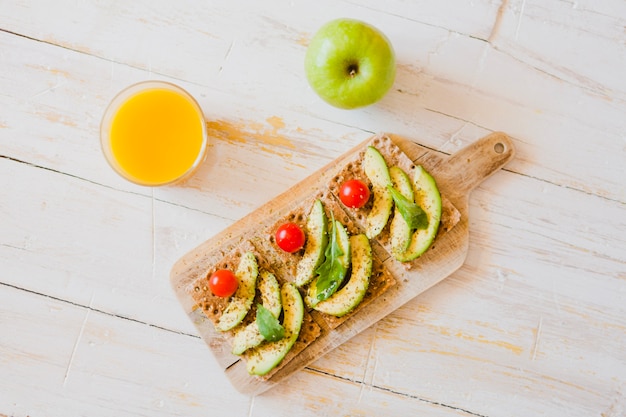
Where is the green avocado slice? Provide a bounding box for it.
[312,234,372,317]
[304,219,351,307]
[231,270,281,355]
[245,283,304,376]
[363,146,393,239]
[295,199,328,287]
[215,252,258,332]
[394,165,442,262]
[389,166,414,256]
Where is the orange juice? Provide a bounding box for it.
[101,81,207,186]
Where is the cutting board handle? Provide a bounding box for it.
[438,131,515,195]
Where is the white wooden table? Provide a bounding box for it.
[1,1,625,416]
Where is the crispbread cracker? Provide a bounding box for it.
[244,310,321,381]
[250,194,318,285]
[327,133,460,265]
[440,196,460,234]
[191,240,260,328]
[252,189,366,283]
[327,134,419,242]
[310,252,396,330]
[191,239,322,380]
[251,188,398,329]
[305,191,398,330]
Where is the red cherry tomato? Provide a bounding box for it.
[275,222,306,253]
[208,269,238,298]
[339,179,370,208]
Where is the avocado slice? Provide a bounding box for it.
[389,166,414,256]
[312,234,372,317]
[363,146,393,239]
[215,252,258,332]
[295,199,328,287]
[245,282,304,376]
[394,165,442,262]
[304,219,351,307]
[231,270,281,355]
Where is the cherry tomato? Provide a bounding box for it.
[208,269,238,298]
[275,222,306,253]
[339,179,370,208]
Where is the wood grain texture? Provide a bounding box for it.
[1,0,625,416]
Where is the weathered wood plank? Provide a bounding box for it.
[337,169,626,417]
[0,284,252,417]
[252,367,477,416]
[0,285,484,417]
[1,3,624,203]
[0,156,227,334]
[495,0,626,100]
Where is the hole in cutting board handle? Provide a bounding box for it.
[494,142,505,154]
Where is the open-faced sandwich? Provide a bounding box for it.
[190,134,459,379]
[191,240,322,378]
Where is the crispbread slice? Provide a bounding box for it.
[191,240,260,329]
[252,189,397,331]
[439,196,461,234]
[305,192,398,330]
[310,251,396,330]
[243,310,321,381]
[252,189,369,284]
[326,133,415,227]
[191,239,323,380]
[327,134,461,267]
[251,194,317,285]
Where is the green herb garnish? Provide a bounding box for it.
[387,185,429,230]
[314,214,348,302]
[256,304,285,342]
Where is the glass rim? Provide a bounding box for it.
[100,80,208,187]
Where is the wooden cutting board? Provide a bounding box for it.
[170,131,515,395]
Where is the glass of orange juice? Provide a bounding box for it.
[100,81,207,186]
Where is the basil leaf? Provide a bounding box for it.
[256,304,285,342]
[387,185,429,230]
[314,213,347,302]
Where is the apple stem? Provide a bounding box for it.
[347,63,359,78]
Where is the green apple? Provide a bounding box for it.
[305,18,396,109]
